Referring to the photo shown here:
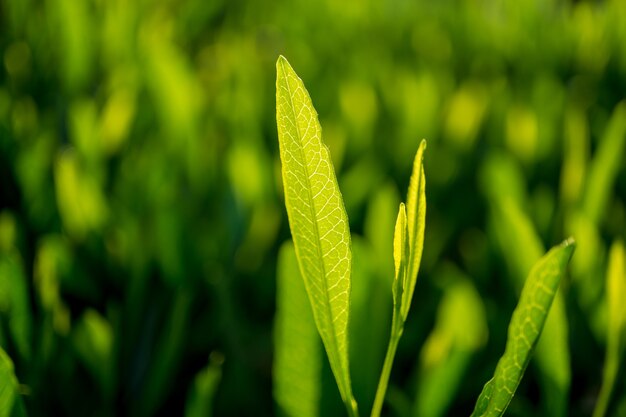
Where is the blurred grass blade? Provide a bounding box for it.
[185,353,223,417]
[414,267,487,417]
[402,140,426,320]
[470,239,575,417]
[593,240,626,417]
[72,309,113,399]
[482,153,571,417]
[0,348,26,417]
[276,55,357,417]
[274,242,321,417]
[582,101,626,225]
[0,253,32,361]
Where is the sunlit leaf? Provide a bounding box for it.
[274,242,321,417]
[402,140,427,320]
[275,55,357,416]
[470,239,575,417]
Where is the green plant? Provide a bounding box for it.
[273,56,576,417]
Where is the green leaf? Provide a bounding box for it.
[0,253,32,361]
[583,101,626,225]
[392,203,408,310]
[470,238,575,417]
[275,56,357,417]
[593,240,626,417]
[185,353,223,417]
[414,265,487,417]
[0,347,26,417]
[402,140,427,320]
[274,242,321,417]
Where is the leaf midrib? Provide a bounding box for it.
[279,60,344,375]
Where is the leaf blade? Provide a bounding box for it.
[274,242,321,417]
[470,238,575,417]
[402,140,427,320]
[276,56,356,414]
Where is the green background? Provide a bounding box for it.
[0,0,625,416]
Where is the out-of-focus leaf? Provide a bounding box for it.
[402,140,427,321]
[593,240,626,417]
[414,265,487,417]
[470,239,575,417]
[483,154,571,417]
[0,254,32,361]
[275,55,357,416]
[54,150,108,240]
[0,347,26,417]
[274,242,321,417]
[72,309,113,398]
[583,101,626,225]
[350,238,390,414]
[186,353,223,417]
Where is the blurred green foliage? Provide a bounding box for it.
[0,0,625,416]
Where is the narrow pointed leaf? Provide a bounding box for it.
[276,56,357,415]
[593,240,626,417]
[274,242,321,417]
[392,203,408,308]
[402,140,427,320]
[470,238,575,417]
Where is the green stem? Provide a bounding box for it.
[370,311,403,417]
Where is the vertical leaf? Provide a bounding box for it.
[582,101,626,225]
[470,239,575,417]
[275,56,357,416]
[402,140,427,320]
[274,242,321,417]
[393,203,408,309]
[185,353,223,417]
[593,240,626,417]
[0,347,26,417]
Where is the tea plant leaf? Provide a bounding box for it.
[274,242,321,417]
[470,238,575,417]
[392,203,408,309]
[0,347,26,417]
[276,56,357,417]
[402,140,427,320]
[593,240,626,417]
[371,144,427,417]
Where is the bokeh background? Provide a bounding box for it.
[1,0,626,416]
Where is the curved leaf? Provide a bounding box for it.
[470,238,575,417]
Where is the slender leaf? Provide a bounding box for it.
[185,353,223,417]
[583,101,626,225]
[275,55,357,416]
[274,242,321,417]
[0,347,26,417]
[414,266,487,417]
[593,240,626,417]
[470,238,575,417]
[393,203,408,310]
[0,254,32,361]
[402,140,427,320]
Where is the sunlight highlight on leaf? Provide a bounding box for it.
[470,239,575,417]
[276,56,357,417]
